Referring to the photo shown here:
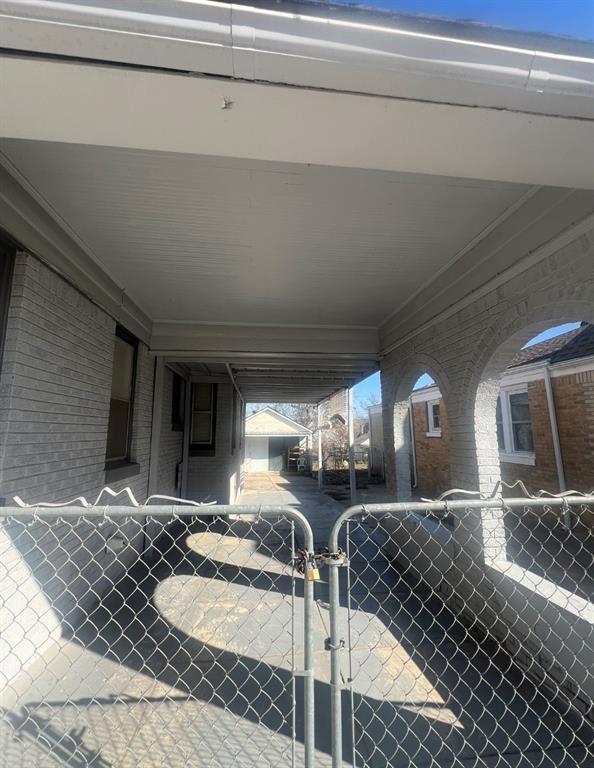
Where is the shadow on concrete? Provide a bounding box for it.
[3,510,594,767]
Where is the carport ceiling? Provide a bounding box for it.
[183,360,376,403]
[230,362,376,403]
[0,140,531,327]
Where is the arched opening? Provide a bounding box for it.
[389,360,451,501]
[474,318,594,497]
[408,372,452,498]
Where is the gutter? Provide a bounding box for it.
[0,1,593,117]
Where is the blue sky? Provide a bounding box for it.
[353,322,583,409]
[333,1,594,41]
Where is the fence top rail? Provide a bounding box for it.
[0,504,315,550]
[328,495,594,550]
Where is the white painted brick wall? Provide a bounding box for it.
[0,253,154,687]
[378,226,594,719]
[380,227,594,501]
[187,383,242,504]
[157,367,184,495]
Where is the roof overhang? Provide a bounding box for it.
[0,2,593,404]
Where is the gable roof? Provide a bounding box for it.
[245,407,312,436]
[509,323,594,368]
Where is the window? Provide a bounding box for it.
[191,383,216,450]
[426,399,441,436]
[171,373,185,431]
[106,327,137,463]
[509,391,534,452]
[496,388,535,464]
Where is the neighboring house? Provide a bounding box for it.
[408,324,594,496]
[244,408,311,472]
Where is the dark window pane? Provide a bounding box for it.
[513,422,534,452]
[192,412,212,443]
[432,403,440,429]
[191,383,216,447]
[106,329,137,462]
[509,391,530,422]
[106,399,131,460]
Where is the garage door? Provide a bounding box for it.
[245,436,269,471]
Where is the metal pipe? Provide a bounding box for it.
[408,397,418,489]
[543,366,569,526]
[327,496,594,550]
[328,554,343,768]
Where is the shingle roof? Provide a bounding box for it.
[509,323,594,368]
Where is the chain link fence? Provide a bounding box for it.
[327,496,594,768]
[0,505,315,768]
[1,496,593,767]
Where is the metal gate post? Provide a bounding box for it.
[301,524,316,768]
[328,512,351,768]
[328,555,343,768]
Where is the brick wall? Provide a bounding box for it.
[555,371,594,492]
[187,382,242,503]
[412,374,594,497]
[0,252,154,505]
[412,400,451,495]
[0,252,155,686]
[499,381,557,493]
[157,366,184,496]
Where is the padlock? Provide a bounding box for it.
[305,555,320,581]
[305,564,320,581]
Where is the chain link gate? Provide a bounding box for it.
[326,496,594,768]
[0,504,316,768]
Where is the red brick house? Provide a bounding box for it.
[409,324,594,496]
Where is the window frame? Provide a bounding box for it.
[426,398,442,437]
[105,325,138,470]
[496,385,535,465]
[190,382,217,454]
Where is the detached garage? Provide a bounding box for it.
[245,408,312,472]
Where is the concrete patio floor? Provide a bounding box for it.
[1,473,591,766]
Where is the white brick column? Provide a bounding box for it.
[448,381,506,563]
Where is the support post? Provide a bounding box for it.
[317,403,324,490]
[347,387,357,505]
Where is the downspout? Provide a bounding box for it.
[543,365,569,526]
[408,396,418,489]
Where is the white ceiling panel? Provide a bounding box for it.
[1,140,530,327]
